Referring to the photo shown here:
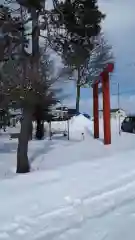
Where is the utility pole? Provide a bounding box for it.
[112,81,121,135]
[117,82,121,135]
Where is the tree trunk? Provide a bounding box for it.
[35,119,44,140]
[16,108,32,173]
[29,121,33,140]
[76,67,81,113]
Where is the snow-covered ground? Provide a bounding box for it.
[1,115,135,239]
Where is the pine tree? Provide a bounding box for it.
[51,0,105,112]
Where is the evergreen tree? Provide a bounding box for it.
[51,0,105,112]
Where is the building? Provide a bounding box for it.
[99,108,126,119]
[8,109,22,126]
[50,106,78,121]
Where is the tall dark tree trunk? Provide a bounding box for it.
[76,67,81,113]
[36,119,44,140]
[29,121,33,140]
[16,108,32,173]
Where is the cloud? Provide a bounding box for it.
[99,0,135,32]
[97,0,135,94]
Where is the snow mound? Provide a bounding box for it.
[70,114,92,133]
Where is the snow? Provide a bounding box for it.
[1,115,135,239]
[69,114,92,132]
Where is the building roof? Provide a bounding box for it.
[56,106,68,111]
[99,108,125,113]
[9,109,22,116]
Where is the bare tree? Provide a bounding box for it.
[80,35,114,88]
[0,0,73,174]
[0,46,72,172]
[0,5,24,64]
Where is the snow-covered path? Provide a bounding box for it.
[0,144,135,238]
[1,148,135,240]
[1,116,135,239]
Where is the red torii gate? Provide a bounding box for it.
[93,63,114,145]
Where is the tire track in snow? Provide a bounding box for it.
[83,169,135,202]
[3,169,135,240]
[29,170,135,240]
[28,169,135,220]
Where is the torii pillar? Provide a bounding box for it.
[93,63,114,145]
[93,81,99,139]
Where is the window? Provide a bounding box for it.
[131,117,135,123]
[124,117,130,122]
[124,117,135,123]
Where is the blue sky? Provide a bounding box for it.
[100,0,135,92]
[64,0,135,114]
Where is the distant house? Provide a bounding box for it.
[8,109,22,126]
[50,106,78,120]
[9,109,22,117]
[51,106,68,119]
[99,108,126,118]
